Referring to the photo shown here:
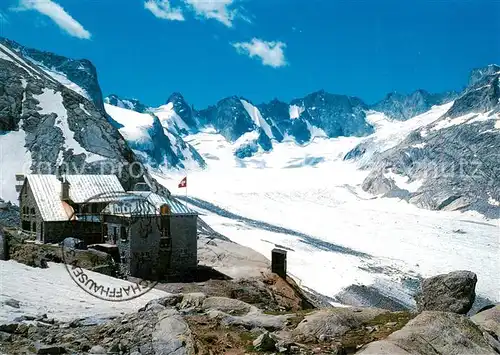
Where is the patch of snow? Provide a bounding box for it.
[431,111,498,131]
[240,99,274,139]
[38,66,90,100]
[289,104,305,120]
[0,44,41,79]
[0,260,167,323]
[105,103,154,148]
[79,103,91,117]
[304,121,327,139]
[0,48,14,62]
[34,89,88,157]
[0,126,32,203]
[411,143,427,149]
[384,170,422,193]
[488,196,500,206]
[154,102,190,134]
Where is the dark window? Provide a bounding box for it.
[30,207,35,215]
[32,222,36,232]
[91,204,99,213]
[22,220,31,231]
[120,226,127,241]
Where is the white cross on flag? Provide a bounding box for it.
[178,176,187,188]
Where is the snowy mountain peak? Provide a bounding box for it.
[0,37,105,111]
[468,64,500,88]
[104,94,148,113]
[165,92,198,130]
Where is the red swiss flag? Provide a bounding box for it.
[178,176,187,188]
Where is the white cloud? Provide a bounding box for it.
[183,0,238,27]
[17,0,91,39]
[232,38,288,68]
[144,0,185,21]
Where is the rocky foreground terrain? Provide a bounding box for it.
[0,245,499,355]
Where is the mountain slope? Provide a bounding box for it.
[346,66,500,217]
[104,103,206,170]
[0,37,105,112]
[0,41,164,203]
[371,89,458,121]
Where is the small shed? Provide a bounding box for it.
[101,191,198,280]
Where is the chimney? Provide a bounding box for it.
[60,177,70,201]
[271,248,287,278]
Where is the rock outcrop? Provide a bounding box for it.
[416,270,477,314]
[357,311,496,355]
[292,307,387,342]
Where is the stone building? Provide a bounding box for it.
[102,191,198,280]
[18,174,125,243]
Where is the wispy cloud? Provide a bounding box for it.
[16,0,91,39]
[0,11,9,24]
[144,0,185,21]
[183,0,239,27]
[232,38,288,68]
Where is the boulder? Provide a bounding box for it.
[471,305,500,352]
[209,309,292,331]
[34,343,67,354]
[471,305,500,338]
[178,293,206,310]
[416,270,477,314]
[357,311,496,354]
[292,307,386,342]
[252,332,276,351]
[88,345,106,354]
[152,309,195,355]
[202,296,255,315]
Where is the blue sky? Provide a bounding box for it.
[0,0,498,108]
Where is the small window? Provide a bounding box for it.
[30,207,35,215]
[22,220,31,231]
[32,222,36,232]
[120,226,127,241]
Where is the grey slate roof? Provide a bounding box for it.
[25,175,124,221]
[102,191,197,216]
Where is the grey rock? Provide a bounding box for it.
[357,311,496,355]
[0,331,12,342]
[34,343,67,354]
[88,345,106,354]
[202,296,254,315]
[252,331,276,351]
[210,309,292,331]
[416,270,477,314]
[372,89,457,121]
[152,309,194,355]
[471,305,500,336]
[0,323,18,333]
[179,292,206,310]
[4,298,20,308]
[292,307,386,342]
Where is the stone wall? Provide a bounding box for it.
[169,215,198,275]
[104,214,197,280]
[19,181,42,241]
